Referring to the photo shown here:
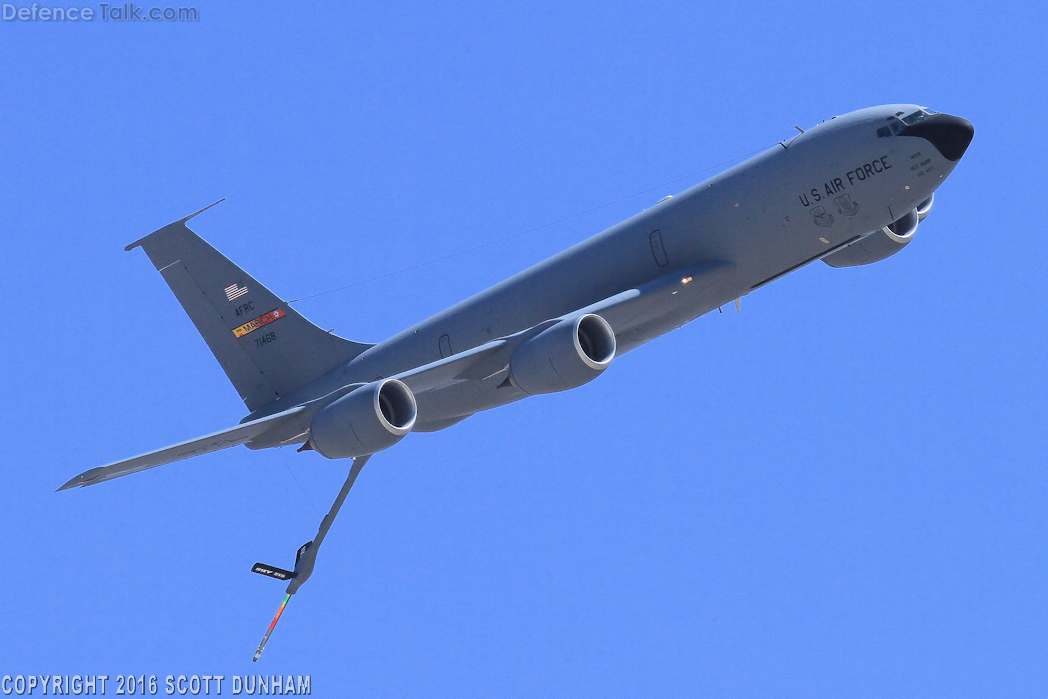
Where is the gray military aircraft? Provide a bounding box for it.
[59,104,973,658]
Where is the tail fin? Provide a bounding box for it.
[126,201,372,412]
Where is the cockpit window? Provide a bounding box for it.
[878,108,939,137]
[880,108,939,136]
[901,107,939,125]
[877,116,908,138]
[901,111,926,125]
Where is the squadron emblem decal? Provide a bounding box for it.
[810,206,834,228]
[835,194,859,216]
[232,308,286,338]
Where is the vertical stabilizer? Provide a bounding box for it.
[126,204,371,411]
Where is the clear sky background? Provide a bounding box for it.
[1,1,1045,696]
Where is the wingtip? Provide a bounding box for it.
[57,468,103,491]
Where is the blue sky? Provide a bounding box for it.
[1,1,1045,696]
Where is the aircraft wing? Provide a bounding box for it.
[577,259,733,331]
[393,339,509,392]
[57,406,306,490]
[59,261,734,489]
[392,259,735,393]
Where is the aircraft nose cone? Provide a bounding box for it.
[900,113,974,162]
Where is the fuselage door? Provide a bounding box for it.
[649,229,669,267]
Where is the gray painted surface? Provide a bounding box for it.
[60,104,973,488]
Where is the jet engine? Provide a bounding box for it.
[916,193,934,221]
[822,201,929,268]
[309,379,417,459]
[509,313,616,395]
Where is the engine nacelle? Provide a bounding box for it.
[823,207,919,268]
[509,313,616,395]
[309,379,417,459]
[916,193,933,221]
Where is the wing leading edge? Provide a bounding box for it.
[57,407,306,491]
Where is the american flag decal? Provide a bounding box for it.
[224,283,249,301]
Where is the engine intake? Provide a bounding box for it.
[882,207,919,242]
[509,313,616,395]
[823,207,919,268]
[309,379,417,459]
[916,194,934,221]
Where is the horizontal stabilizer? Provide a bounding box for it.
[57,406,305,491]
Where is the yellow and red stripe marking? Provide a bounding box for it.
[232,308,286,338]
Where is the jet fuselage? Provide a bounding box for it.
[262,104,971,430]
